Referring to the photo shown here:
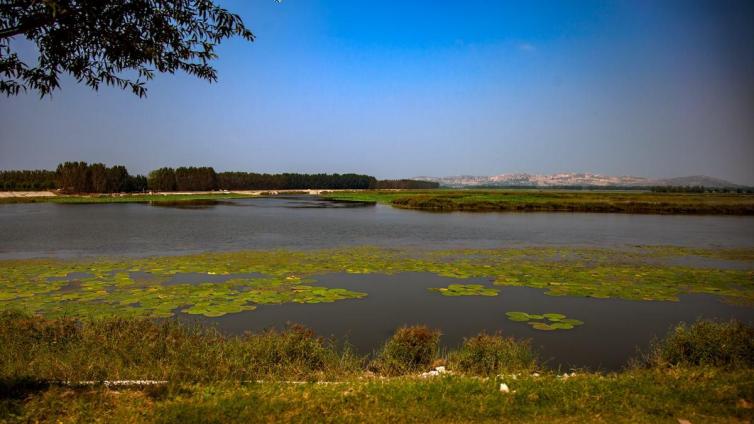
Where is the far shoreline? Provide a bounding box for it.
[2,189,753,215]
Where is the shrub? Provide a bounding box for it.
[643,320,754,368]
[371,325,441,375]
[449,332,538,375]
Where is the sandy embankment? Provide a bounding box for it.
[0,191,57,198]
[0,189,355,198]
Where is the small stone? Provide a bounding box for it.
[499,383,510,393]
[435,366,446,374]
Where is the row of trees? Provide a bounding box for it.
[0,170,57,190]
[219,172,377,190]
[650,185,753,194]
[148,167,219,192]
[56,162,147,193]
[375,179,439,189]
[1,163,439,192]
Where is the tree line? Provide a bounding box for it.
[375,179,440,189]
[0,163,439,193]
[0,170,57,190]
[650,185,753,194]
[215,172,378,190]
[55,162,147,193]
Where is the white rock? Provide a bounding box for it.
[499,383,510,393]
[420,370,440,378]
[435,366,446,374]
[532,373,540,377]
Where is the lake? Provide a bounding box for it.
[2,196,753,259]
[1,196,753,370]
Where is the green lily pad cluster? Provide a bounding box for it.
[429,284,499,297]
[1,245,752,320]
[506,311,584,331]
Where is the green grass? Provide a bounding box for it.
[0,193,258,204]
[0,312,362,383]
[4,370,753,423]
[1,314,753,423]
[324,189,754,214]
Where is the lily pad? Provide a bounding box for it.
[429,284,499,297]
[529,322,557,331]
[507,310,585,331]
[505,311,531,322]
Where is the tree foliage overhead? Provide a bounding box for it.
[0,0,255,97]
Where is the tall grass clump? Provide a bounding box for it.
[449,332,538,375]
[0,311,361,383]
[643,320,754,369]
[370,325,441,375]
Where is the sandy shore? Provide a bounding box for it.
[0,189,360,198]
[0,191,57,198]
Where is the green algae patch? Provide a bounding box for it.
[506,311,585,331]
[429,284,499,297]
[1,245,753,319]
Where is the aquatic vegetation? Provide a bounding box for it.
[0,264,366,319]
[429,284,499,296]
[506,311,585,331]
[1,246,752,319]
[324,190,754,215]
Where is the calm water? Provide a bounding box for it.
[2,196,753,369]
[191,272,753,371]
[1,196,753,259]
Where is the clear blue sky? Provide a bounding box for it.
[1,0,753,183]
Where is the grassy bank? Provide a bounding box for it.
[0,192,259,204]
[6,370,754,423]
[1,314,752,423]
[324,189,754,214]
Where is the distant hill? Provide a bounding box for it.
[411,173,744,189]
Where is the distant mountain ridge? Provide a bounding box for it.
[412,173,743,188]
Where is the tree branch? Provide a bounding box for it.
[0,8,68,39]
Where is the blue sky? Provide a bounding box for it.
[1,0,753,183]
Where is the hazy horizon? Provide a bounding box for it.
[1,0,753,184]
